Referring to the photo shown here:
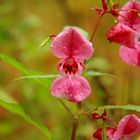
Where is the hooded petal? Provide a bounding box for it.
[113,114,140,140]
[51,28,93,59]
[119,45,140,66]
[118,1,140,31]
[51,75,91,102]
[93,127,116,140]
[107,23,136,48]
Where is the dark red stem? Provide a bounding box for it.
[90,13,104,42]
[71,119,78,140]
[70,103,81,140]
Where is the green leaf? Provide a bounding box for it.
[14,74,59,81]
[39,37,53,49]
[0,99,51,140]
[84,71,117,78]
[0,53,52,88]
[64,26,90,40]
[108,0,114,8]
[97,105,140,112]
[0,89,16,104]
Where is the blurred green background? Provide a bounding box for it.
[0,0,140,139]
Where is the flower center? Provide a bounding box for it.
[63,58,78,74]
[61,57,78,74]
[58,57,84,75]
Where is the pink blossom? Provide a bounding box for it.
[118,0,140,31]
[51,28,93,74]
[51,28,93,102]
[119,46,140,66]
[107,23,136,48]
[93,114,140,140]
[51,75,91,102]
[51,28,93,60]
[106,0,140,66]
[112,114,140,140]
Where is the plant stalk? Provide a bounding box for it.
[58,99,74,119]
[102,121,107,140]
[70,102,82,140]
[90,14,104,42]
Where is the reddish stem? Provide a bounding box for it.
[102,0,108,10]
[71,119,78,140]
[70,103,81,140]
[90,13,104,42]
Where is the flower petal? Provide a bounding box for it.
[93,127,116,140]
[119,45,140,66]
[113,114,140,140]
[50,75,91,102]
[107,23,136,48]
[51,28,93,59]
[118,1,140,31]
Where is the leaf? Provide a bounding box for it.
[0,54,52,139]
[86,57,111,71]
[84,71,117,78]
[97,105,140,112]
[64,26,90,40]
[14,74,59,81]
[0,89,16,104]
[0,53,52,89]
[39,37,53,49]
[0,99,51,140]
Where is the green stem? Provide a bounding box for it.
[109,0,114,7]
[102,121,106,140]
[57,99,74,119]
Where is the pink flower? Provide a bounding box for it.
[51,28,93,102]
[93,114,140,140]
[107,23,137,48]
[112,114,140,140]
[119,46,140,66]
[118,0,140,32]
[107,0,140,66]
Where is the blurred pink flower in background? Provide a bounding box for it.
[51,28,93,102]
[93,114,140,140]
[107,0,140,66]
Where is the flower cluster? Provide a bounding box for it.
[93,114,140,140]
[49,1,140,139]
[50,28,93,102]
[107,0,140,66]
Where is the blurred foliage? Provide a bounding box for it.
[0,0,140,140]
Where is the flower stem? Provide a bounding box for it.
[90,14,104,42]
[71,119,78,140]
[102,121,107,140]
[57,99,74,119]
[70,102,82,140]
